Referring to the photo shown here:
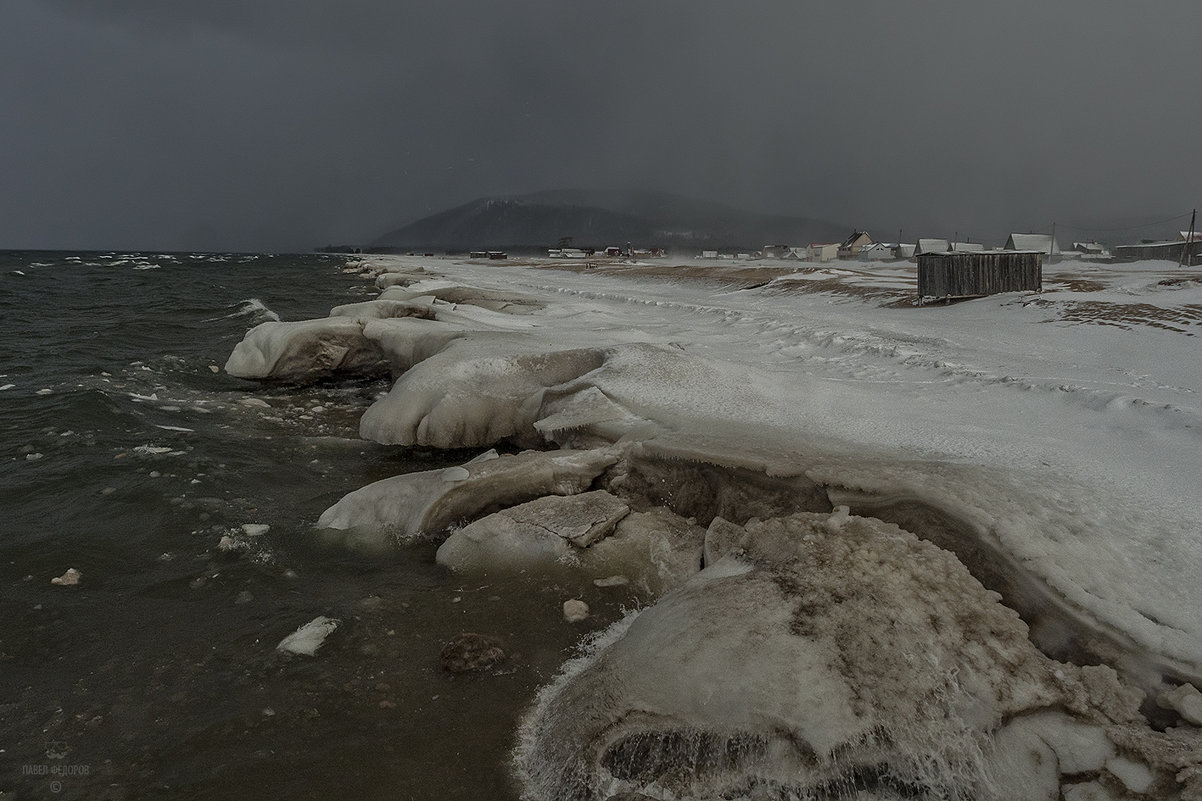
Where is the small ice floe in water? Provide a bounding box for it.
[25,453,43,461]
[208,365,220,374]
[440,633,506,673]
[217,535,240,552]
[562,599,590,622]
[0,384,15,391]
[133,445,172,456]
[242,523,270,537]
[36,388,52,395]
[50,568,81,586]
[277,616,340,656]
[12,270,25,275]
[593,575,629,587]
[238,397,271,408]
[155,425,194,433]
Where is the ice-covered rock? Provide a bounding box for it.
[224,317,387,383]
[437,494,704,595]
[377,283,544,313]
[317,448,620,547]
[277,616,340,656]
[514,510,1178,801]
[360,340,608,448]
[436,490,630,572]
[327,298,436,321]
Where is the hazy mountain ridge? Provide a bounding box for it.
[371,190,850,252]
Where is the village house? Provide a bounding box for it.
[808,243,839,262]
[838,231,874,259]
[859,242,894,261]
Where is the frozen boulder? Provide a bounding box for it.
[360,341,608,449]
[436,490,631,572]
[514,511,1169,801]
[224,317,386,383]
[378,283,545,313]
[328,298,436,321]
[317,447,621,547]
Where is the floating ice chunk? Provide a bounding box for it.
[36,388,52,395]
[562,599,589,622]
[0,384,14,391]
[225,317,387,383]
[133,445,172,455]
[593,575,629,587]
[238,397,271,408]
[242,523,270,537]
[317,448,620,546]
[155,425,194,433]
[277,616,340,656]
[50,568,81,586]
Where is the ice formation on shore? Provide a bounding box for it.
[514,510,1197,801]
[227,256,1202,800]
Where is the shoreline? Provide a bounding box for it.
[227,253,1202,799]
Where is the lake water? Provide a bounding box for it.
[0,251,630,800]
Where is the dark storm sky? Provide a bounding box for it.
[3,0,1199,250]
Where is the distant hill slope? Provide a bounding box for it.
[371,190,849,252]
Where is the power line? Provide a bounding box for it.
[1055,211,1193,234]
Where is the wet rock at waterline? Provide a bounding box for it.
[441,633,507,673]
[514,510,1197,801]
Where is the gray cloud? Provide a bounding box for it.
[3,0,1199,250]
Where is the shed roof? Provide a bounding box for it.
[915,238,950,255]
[1006,233,1060,254]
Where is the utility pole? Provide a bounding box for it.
[1179,209,1196,268]
[1050,222,1056,262]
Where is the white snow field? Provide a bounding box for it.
[228,253,1202,800]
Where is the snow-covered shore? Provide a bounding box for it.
[227,254,1202,800]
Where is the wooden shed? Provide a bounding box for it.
[917,251,1042,302]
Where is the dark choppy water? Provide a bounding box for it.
[0,252,630,800]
